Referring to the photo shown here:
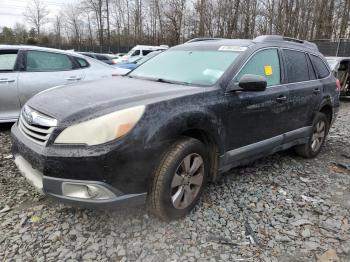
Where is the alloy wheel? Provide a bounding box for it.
[311,120,326,152]
[170,153,204,209]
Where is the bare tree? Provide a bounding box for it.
[23,0,50,39]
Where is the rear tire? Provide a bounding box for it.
[148,137,208,221]
[295,112,329,158]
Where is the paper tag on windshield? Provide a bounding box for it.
[218,46,247,52]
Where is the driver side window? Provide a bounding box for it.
[236,48,281,87]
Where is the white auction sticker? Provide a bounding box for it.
[218,46,247,52]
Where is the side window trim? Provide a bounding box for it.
[306,53,317,80]
[233,47,282,88]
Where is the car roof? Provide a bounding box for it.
[326,56,350,60]
[0,44,86,58]
[177,35,321,54]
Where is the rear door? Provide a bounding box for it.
[0,49,20,121]
[282,49,322,134]
[17,50,85,106]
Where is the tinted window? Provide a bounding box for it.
[76,57,89,68]
[236,48,280,87]
[0,50,18,71]
[283,50,309,83]
[84,54,94,58]
[142,50,153,56]
[310,55,330,78]
[95,55,108,60]
[26,51,73,72]
[131,50,140,56]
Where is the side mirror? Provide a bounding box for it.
[238,74,267,91]
[228,74,267,92]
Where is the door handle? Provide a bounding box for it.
[276,95,287,102]
[0,78,15,83]
[66,76,82,81]
[313,88,321,94]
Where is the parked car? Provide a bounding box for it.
[326,56,350,96]
[12,35,339,220]
[113,51,162,71]
[78,52,116,65]
[115,45,168,64]
[111,53,126,64]
[0,45,120,123]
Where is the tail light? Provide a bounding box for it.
[335,79,341,91]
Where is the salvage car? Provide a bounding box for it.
[0,45,120,123]
[12,35,340,220]
[326,56,350,96]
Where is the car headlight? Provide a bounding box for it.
[54,105,145,146]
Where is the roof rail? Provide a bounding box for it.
[253,35,318,51]
[186,37,224,43]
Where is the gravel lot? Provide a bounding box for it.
[1,101,350,262]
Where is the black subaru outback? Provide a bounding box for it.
[12,35,339,220]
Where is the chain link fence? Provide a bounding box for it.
[313,39,350,57]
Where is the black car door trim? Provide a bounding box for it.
[219,126,311,172]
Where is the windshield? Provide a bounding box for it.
[130,50,241,86]
[326,59,338,70]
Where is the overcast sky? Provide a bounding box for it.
[0,0,78,28]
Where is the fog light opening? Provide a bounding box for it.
[62,183,116,200]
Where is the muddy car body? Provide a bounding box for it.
[12,35,340,220]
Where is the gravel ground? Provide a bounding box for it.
[1,101,350,262]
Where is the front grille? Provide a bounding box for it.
[18,106,57,146]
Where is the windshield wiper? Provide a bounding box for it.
[155,78,190,86]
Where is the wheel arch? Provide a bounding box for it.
[318,98,333,126]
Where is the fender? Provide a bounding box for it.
[142,103,226,155]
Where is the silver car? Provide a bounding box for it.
[0,45,120,123]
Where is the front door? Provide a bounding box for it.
[223,48,289,163]
[0,50,20,121]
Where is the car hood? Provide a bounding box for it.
[26,76,204,124]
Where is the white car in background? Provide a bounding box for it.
[0,45,121,123]
[115,45,168,64]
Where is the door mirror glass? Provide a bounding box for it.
[238,74,267,91]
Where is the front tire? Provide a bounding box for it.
[148,137,208,220]
[295,112,329,158]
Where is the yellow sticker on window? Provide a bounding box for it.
[264,65,273,76]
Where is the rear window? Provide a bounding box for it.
[26,51,73,72]
[310,55,330,79]
[95,55,108,60]
[76,57,90,68]
[0,50,18,71]
[283,49,310,83]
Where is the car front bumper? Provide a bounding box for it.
[14,154,147,209]
[11,123,168,209]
